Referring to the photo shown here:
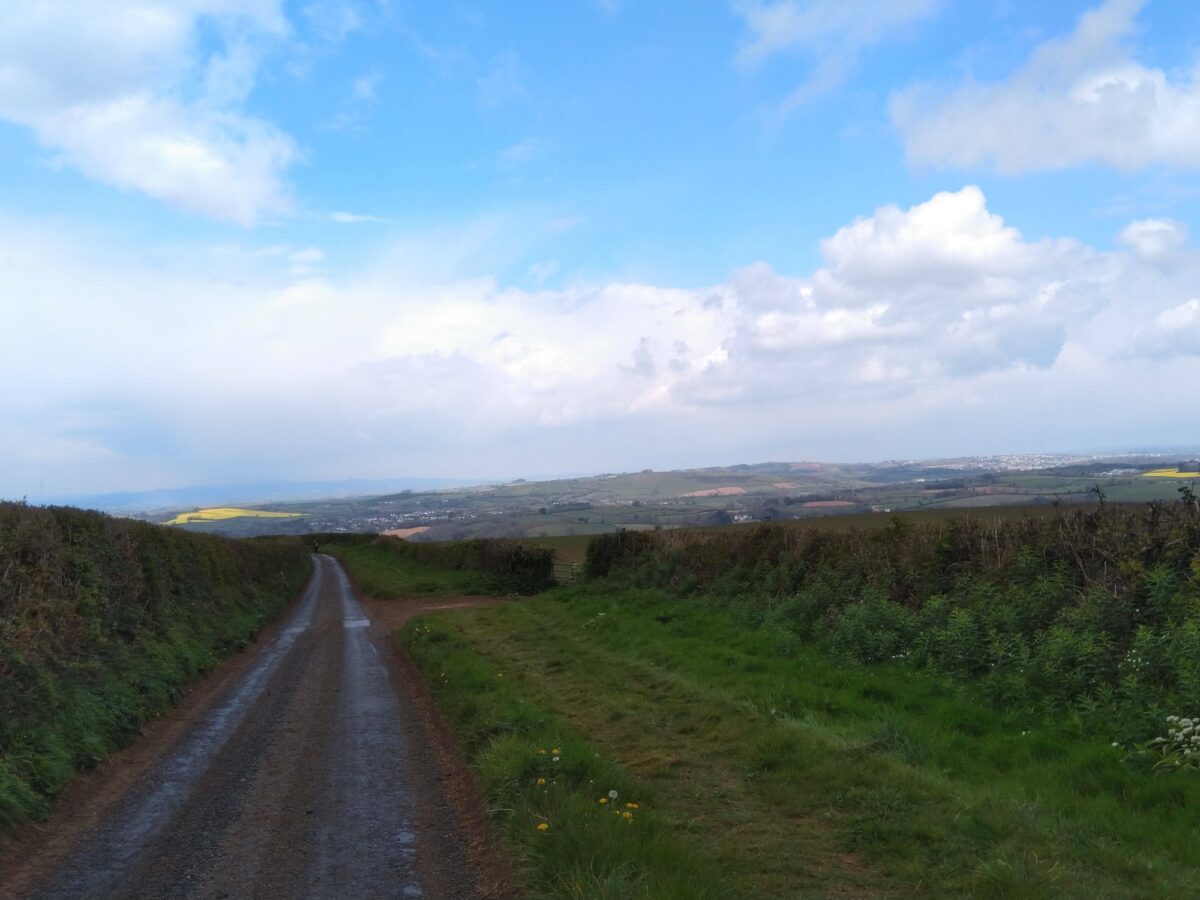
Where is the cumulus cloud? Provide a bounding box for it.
[0,1,298,224]
[733,0,941,108]
[1119,218,1189,261]
[3,186,1198,494]
[330,211,387,223]
[1126,299,1200,358]
[893,0,1200,172]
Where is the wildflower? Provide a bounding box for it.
[536,822,550,832]
[623,811,633,820]
[625,802,639,809]
[598,798,608,805]
[552,748,561,754]
[608,790,619,800]
[552,756,560,762]
[536,778,546,786]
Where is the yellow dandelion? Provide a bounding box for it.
[551,747,561,754]
[625,802,639,809]
[598,797,608,805]
[536,822,550,832]
[622,811,633,820]
[536,778,546,785]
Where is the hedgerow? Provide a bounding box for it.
[315,532,555,593]
[586,496,1200,741]
[0,502,311,831]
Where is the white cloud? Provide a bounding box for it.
[0,1,298,224]
[1119,218,1189,261]
[732,0,941,109]
[1127,298,1200,358]
[330,211,387,223]
[288,246,325,276]
[893,0,1200,172]
[2,187,1198,494]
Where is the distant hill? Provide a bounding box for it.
[35,477,484,515]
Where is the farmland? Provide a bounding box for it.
[162,507,304,526]
[146,451,1200,541]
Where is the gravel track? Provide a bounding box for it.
[1,556,498,900]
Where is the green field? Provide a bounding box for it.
[337,501,1200,898]
[401,589,1200,898]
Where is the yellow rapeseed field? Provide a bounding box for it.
[1142,468,1200,479]
[163,507,303,526]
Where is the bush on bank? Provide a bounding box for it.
[584,498,1200,742]
[0,502,312,831]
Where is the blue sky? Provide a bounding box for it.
[1,0,1199,497]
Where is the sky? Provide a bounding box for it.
[2,0,1199,498]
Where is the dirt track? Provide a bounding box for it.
[0,556,511,900]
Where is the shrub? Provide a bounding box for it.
[830,591,917,663]
[579,501,1200,740]
[584,530,658,579]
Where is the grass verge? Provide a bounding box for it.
[398,586,1200,899]
[402,616,736,900]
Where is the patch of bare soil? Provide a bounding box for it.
[380,526,432,539]
[681,486,748,497]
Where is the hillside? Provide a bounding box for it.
[147,451,1200,540]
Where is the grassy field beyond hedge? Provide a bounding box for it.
[0,502,311,833]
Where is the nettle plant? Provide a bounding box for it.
[1142,716,1200,772]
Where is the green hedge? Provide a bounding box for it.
[585,499,1200,741]
[315,533,554,594]
[0,502,312,831]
